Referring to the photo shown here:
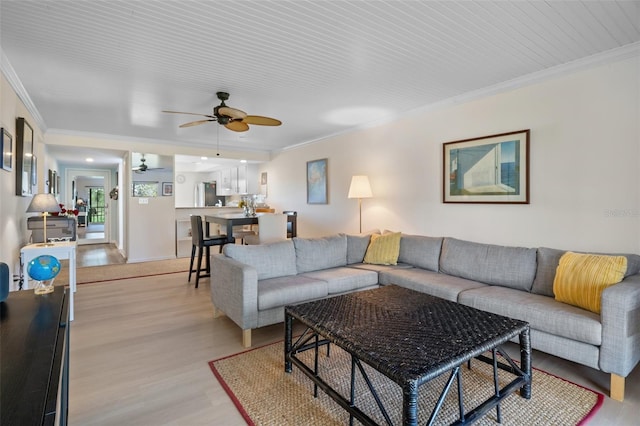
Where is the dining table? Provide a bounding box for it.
[204,212,297,243]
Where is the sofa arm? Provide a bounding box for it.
[600,274,640,377]
[210,254,259,330]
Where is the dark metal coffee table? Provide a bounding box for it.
[284,285,531,425]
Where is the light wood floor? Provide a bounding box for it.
[69,273,640,425]
[75,243,126,267]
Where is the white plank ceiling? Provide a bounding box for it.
[1,1,639,161]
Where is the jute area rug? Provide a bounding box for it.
[55,257,191,285]
[210,341,603,426]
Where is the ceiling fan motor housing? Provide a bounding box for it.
[214,106,231,124]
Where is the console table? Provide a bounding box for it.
[1,286,70,426]
[21,241,76,321]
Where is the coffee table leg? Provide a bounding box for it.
[402,381,419,426]
[285,311,293,373]
[519,326,532,399]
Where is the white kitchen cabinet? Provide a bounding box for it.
[213,164,258,195]
[216,169,233,195]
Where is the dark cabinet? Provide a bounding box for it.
[1,286,69,425]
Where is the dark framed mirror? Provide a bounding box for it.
[15,117,34,196]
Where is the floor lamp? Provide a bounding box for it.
[27,193,61,246]
[348,175,373,234]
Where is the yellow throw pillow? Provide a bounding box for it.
[553,252,627,314]
[363,232,401,265]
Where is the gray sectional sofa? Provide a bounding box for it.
[210,233,640,401]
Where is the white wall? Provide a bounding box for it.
[264,57,640,253]
[0,72,48,287]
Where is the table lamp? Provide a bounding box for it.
[26,193,61,246]
[348,175,373,233]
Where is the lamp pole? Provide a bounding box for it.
[348,175,373,234]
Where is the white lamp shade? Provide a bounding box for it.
[348,175,373,199]
[26,193,61,213]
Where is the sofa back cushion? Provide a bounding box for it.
[440,238,537,291]
[532,246,640,297]
[398,234,443,272]
[294,234,347,273]
[223,240,297,280]
[345,234,372,264]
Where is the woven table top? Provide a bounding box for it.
[286,285,529,387]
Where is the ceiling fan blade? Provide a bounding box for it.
[179,119,216,128]
[225,121,250,132]
[162,110,215,118]
[243,115,282,126]
[218,106,247,120]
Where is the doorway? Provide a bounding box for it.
[66,169,112,245]
[79,185,106,241]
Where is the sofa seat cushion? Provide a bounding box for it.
[398,234,443,272]
[440,238,537,292]
[301,267,378,294]
[458,286,602,345]
[258,275,328,311]
[380,269,486,302]
[224,240,297,280]
[294,234,347,273]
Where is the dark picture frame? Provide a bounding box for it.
[1,128,12,172]
[31,155,37,189]
[15,117,34,196]
[162,182,173,196]
[443,129,530,204]
[307,158,328,204]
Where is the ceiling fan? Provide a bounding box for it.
[132,155,163,173]
[163,92,282,132]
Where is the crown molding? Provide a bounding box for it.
[1,49,47,133]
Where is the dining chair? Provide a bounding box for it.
[188,215,232,288]
[232,225,256,245]
[282,211,297,238]
[243,214,288,245]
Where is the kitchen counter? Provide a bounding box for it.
[175,206,241,210]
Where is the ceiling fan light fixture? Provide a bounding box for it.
[164,91,281,131]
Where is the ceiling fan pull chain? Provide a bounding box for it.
[216,125,220,157]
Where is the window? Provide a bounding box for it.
[132,181,159,197]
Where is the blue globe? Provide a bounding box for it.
[28,255,62,281]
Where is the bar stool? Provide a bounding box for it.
[188,215,232,288]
